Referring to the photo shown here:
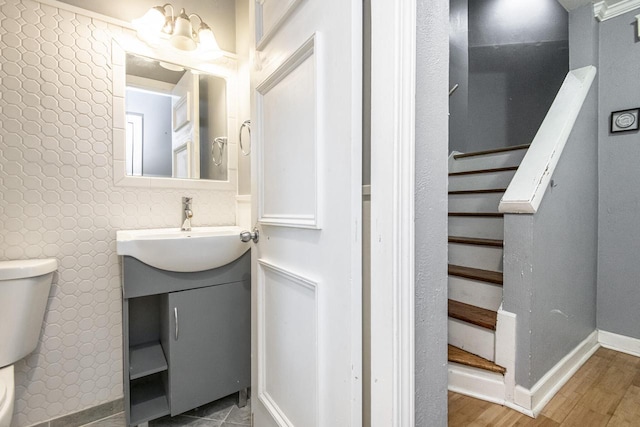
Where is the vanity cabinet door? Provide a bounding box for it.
[165,281,250,415]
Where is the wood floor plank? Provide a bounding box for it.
[607,385,640,426]
[555,352,609,398]
[472,404,519,426]
[540,389,582,424]
[632,370,640,388]
[449,348,640,426]
[613,351,640,368]
[560,406,611,427]
[571,386,624,417]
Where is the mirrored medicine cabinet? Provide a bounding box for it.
[111,38,238,190]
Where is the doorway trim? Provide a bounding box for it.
[370,1,416,425]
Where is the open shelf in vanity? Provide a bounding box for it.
[121,251,250,427]
[129,342,168,380]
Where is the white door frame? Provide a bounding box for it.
[369,1,417,426]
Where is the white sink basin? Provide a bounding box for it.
[116,226,250,272]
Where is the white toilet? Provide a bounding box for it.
[0,259,58,427]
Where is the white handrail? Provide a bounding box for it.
[499,65,597,214]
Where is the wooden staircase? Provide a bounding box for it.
[447,144,529,375]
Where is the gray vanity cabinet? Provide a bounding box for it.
[122,251,250,427]
[162,281,250,415]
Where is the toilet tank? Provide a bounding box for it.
[0,259,57,368]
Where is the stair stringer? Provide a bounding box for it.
[448,306,532,416]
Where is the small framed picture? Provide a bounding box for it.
[611,108,639,133]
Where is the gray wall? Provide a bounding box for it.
[57,0,237,53]
[468,40,568,149]
[449,0,469,154]
[450,0,569,153]
[503,89,599,386]
[125,89,173,177]
[503,87,599,387]
[468,0,568,46]
[597,9,640,340]
[362,0,371,186]
[415,0,449,424]
[503,3,599,388]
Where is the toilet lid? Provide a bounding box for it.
[0,259,57,280]
[0,378,5,407]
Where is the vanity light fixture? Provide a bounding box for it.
[133,4,222,58]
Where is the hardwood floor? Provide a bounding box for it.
[449,347,640,426]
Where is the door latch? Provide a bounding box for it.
[240,228,259,243]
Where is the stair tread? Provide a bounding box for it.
[448,264,503,285]
[448,212,504,217]
[449,166,518,177]
[449,188,507,195]
[448,299,497,330]
[453,144,531,160]
[448,236,504,247]
[448,344,506,374]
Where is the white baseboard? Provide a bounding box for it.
[598,330,640,357]
[449,329,640,418]
[514,330,599,416]
[448,363,505,405]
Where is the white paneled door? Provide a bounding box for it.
[250,0,362,426]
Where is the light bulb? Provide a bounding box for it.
[170,8,197,51]
[197,24,222,58]
[133,6,165,36]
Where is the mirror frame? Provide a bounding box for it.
[112,36,238,190]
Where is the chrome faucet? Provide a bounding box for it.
[181,197,193,231]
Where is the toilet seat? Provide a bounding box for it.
[0,376,5,407]
[0,365,14,427]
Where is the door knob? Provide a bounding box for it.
[240,228,259,243]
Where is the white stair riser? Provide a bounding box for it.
[449,170,516,192]
[448,217,504,240]
[450,149,528,174]
[448,276,503,312]
[448,192,503,213]
[448,243,503,272]
[448,318,496,361]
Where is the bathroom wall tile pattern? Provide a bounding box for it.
[0,1,236,425]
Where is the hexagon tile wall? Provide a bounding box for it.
[0,0,236,425]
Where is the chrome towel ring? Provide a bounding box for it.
[239,119,251,156]
[212,136,227,166]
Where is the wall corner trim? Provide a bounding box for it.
[594,0,640,21]
[598,330,640,357]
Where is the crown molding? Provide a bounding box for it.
[556,0,593,12]
[594,0,640,21]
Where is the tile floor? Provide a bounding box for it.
[81,394,250,427]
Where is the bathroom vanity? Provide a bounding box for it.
[121,251,250,426]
